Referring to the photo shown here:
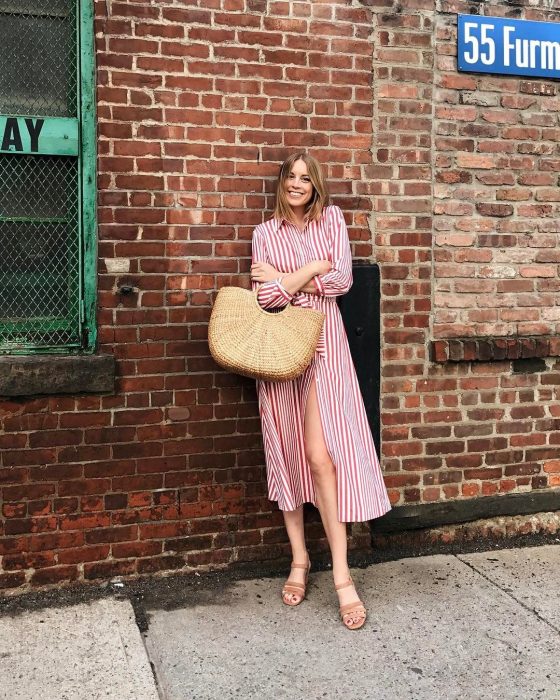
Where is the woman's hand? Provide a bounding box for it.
[314,260,332,276]
[251,259,332,294]
[250,262,282,283]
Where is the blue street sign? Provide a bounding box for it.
[458,15,560,80]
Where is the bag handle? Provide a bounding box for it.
[252,279,292,316]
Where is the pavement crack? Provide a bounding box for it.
[127,592,166,700]
[454,555,560,636]
[484,633,521,654]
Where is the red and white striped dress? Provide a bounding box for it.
[252,205,391,523]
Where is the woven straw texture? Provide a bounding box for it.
[208,287,325,381]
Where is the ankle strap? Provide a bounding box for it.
[335,577,353,591]
[290,562,309,570]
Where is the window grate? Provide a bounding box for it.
[0,1,77,118]
[0,155,80,349]
[0,0,87,353]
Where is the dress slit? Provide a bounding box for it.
[303,361,349,520]
[300,362,318,507]
[304,361,337,464]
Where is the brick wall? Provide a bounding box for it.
[433,5,560,341]
[372,0,560,509]
[1,0,559,591]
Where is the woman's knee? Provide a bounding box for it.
[306,449,335,480]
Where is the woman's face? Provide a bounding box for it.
[284,159,313,212]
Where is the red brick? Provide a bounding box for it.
[60,514,112,531]
[136,555,185,574]
[0,572,27,589]
[84,560,137,580]
[475,203,514,217]
[31,566,79,586]
[58,545,111,565]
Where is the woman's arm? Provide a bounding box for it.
[299,280,321,294]
[311,206,353,297]
[251,228,332,306]
[251,229,330,308]
[278,259,331,295]
[251,229,291,309]
[251,259,331,298]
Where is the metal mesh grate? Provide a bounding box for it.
[0,1,77,117]
[0,155,81,350]
[0,1,81,351]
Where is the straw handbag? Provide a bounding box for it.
[208,286,325,381]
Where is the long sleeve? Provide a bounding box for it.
[251,226,294,310]
[312,206,353,297]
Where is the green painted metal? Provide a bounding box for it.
[0,116,79,156]
[79,0,97,353]
[0,0,97,355]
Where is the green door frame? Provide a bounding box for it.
[79,0,98,353]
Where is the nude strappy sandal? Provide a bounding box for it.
[281,560,311,606]
[336,577,367,630]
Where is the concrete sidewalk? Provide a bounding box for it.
[1,545,559,700]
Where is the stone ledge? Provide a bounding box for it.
[370,489,560,533]
[0,354,116,397]
[431,336,560,363]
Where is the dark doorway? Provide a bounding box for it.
[338,263,381,452]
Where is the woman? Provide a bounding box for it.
[250,153,391,630]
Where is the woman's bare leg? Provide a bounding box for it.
[282,506,309,604]
[304,377,364,625]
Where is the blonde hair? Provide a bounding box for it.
[273,152,329,223]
